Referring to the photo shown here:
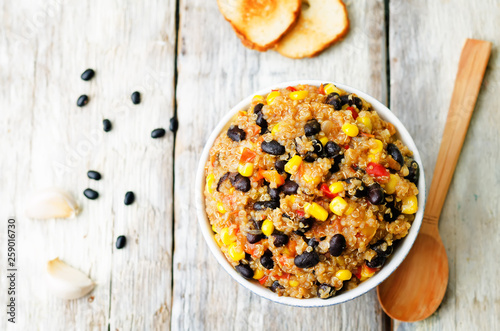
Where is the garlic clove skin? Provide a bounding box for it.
[46,258,95,300]
[25,189,79,219]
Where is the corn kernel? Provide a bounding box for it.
[324,84,341,95]
[335,269,352,281]
[357,116,373,131]
[384,174,399,194]
[370,139,384,154]
[302,173,321,185]
[342,123,359,137]
[401,195,418,214]
[368,153,380,163]
[304,202,329,221]
[329,196,348,216]
[271,122,282,135]
[253,95,264,102]
[289,280,299,287]
[345,204,356,215]
[284,155,302,174]
[267,91,280,105]
[238,162,254,177]
[212,224,218,233]
[253,268,264,280]
[262,219,274,237]
[215,235,224,247]
[206,174,215,194]
[329,182,344,194]
[319,137,329,146]
[289,90,308,100]
[217,202,226,214]
[228,243,245,261]
[220,227,237,245]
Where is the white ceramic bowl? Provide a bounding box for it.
[196,80,426,307]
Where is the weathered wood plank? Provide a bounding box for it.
[172,1,388,330]
[389,0,500,329]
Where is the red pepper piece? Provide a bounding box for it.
[240,147,256,163]
[366,162,390,179]
[347,106,358,119]
[296,210,305,217]
[352,267,362,280]
[320,183,337,199]
[258,275,268,285]
[286,86,297,92]
[318,84,325,95]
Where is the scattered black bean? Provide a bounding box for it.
[312,139,324,154]
[151,128,166,138]
[254,103,264,114]
[253,200,280,210]
[325,93,342,110]
[329,154,344,173]
[367,183,385,205]
[346,177,368,198]
[256,112,268,135]
[405,160,420,184]
[366,255,386,269]
[124,191,135,205]
[294,251,320,268]
[87,170,101,180]
[387,143,404,166]
[296,218,314,234]
[275,159,287,173]
[169,117,178,132]
[131,91,141,104]
[273,233,289,247]
[261,140,285,155]
[383,196,402,223]
[227,125,246,142]
[304,119,321,136]
[370,240,393,257]
[270,280,284,292]
[353,97,363,110]
[303,151,318,163]
[260,250,274,269]
[246,233,262,244]
[340,94,350,106]
[235,263,254,279]
[307,238,319,248]
[229,173,251,192]
[216,172,230,192]
[83,188,98,200]
[282,180,299,195]
[317,284,336,299]
[103,119,112,132]
[320,236,326,241]
[81,68,95,81]
[77,95,89,107]
[115,235,126,249]
[329,234,346,257]
[254,220,263,230]
[268,186,281,200]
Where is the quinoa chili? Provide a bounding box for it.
[204,84,420,299]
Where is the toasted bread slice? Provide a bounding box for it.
[275,0,349,58]
[218,0,301,51]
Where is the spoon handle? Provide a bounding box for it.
[423,39,491,226]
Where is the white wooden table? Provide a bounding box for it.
[1,0,499,330]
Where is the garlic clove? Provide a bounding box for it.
[46,258,95,300]
[25,189,79,219]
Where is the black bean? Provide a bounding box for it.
[317,284,336,299]
[282,180,299,195]
[294,251,320,268]
[353,97,363,110]
[229,173,251,192]
[405,160,420,184]
[340,95,350,106]
[329,234,346,256]
[81,68,95,81]
[312,139,324,154]
[124,191,135,205]
[383,196,402,223]
[87,170,101,180]
[254,220,263,230]
[77,95,89,107]
[270,280,284,292]
[320,236,326,241]
[366,255,386,268]
[83,188,98,200]
[329,154,344,173]
[303,151,318,163]
[227,125,246,142]
[346,177,368,198]
[261,140,285,155]
[151,128,166,138]
[235,263,254,279]
[268,186,280,200]
[246,233,262,244]
[169,117,178,132]
[275,159,287,173]
[387,143,404,166]
[296,218,314,234]
[216,172,230,192]
[370,240,393,257]
[253,200,280,210]
[367,183,385,205]
[260,250,274,269]
[304,119,321,136]
[131,91,141,104]
[254,103,264,114]
[325,93,342,110]
[273,233,289,247]
[255,112,268,135]
[307,238,319,248]
[115,235,126,249]
[325,141,341,158]
[103,119,112,132]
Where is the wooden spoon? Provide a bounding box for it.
[377,39,492,322]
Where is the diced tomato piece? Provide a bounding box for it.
[286,86,297,92]
[347,106,358,119]
[366,162,390,179]
[363,264,378,274]
[288,240,297,256]
[344,145,350,150]
[296,210,305,217]
[240,147,256,163]
[318,84,325,95]
[275,272,290,280]
[353,267,362,280]
[258,275,268,285]
[320,183,337,199]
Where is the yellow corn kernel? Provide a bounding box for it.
[384,174,399,194]
[324,84,341,95]
[206,174,215,194]
[329,196,348,216]
[212,224,218,233]
[401,195,418,214]
[368,153,380,163]
[302,174,321,186]
[262,219,274,237]
[289,90,308,100]
[357,116,373,131]
[289,195,296,203]
[370,139,384,154]
[342,123,359,137]
[253,95,264,102]
[335,269,352,281]
[345,204,356,215]
[228,243,245,261]
[217,202,226,214]
[253,268,265,280]
[319,137,329,146]
[304,202,329,221]
[238,162,254,177]
[271,122,282,135]
[329,182,344,194]
[266,91,280,105]
[284,155,302,174]
[220,227,237,245]
[215,235,224,247]
[289,280,299,287]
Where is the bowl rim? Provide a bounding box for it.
[195,80,426,307]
